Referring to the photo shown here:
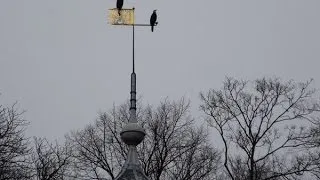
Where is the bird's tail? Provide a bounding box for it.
[151,26,154,32]
[118,9,121,16]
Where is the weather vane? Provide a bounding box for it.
[108,0,158,31]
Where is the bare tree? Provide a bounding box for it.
[139,98,220,180]
[200,77,320,180]
[31,137,73,180]
[0,102,32,180]
[66,103,129,179]
[163,128,219,180]
[67,98,220,180]
[295,121,320,178]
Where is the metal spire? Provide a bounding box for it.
[115,25,148,176]
[114,8,149,180]
[129,22,137,123]
[108,6,158,180]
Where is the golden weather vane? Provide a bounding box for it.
[107,1,158,73]
[108,1,158,30]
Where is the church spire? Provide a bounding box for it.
[108,5,158,179]
[114,9,149,180]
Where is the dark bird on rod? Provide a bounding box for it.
[150,10,157,32]
[117,0,123,16]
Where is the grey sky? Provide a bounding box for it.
[0,0,320,141]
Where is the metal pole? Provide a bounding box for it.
[129,15,137,115]
[133,24,135,73]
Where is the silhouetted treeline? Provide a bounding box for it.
[1,77,320,180]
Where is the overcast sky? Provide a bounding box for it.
[0,0,320,141]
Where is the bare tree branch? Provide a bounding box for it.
[200,77,320,180]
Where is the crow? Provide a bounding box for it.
[117,0,123,16]
[150,10,157,32]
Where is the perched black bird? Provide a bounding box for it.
[116,0,123,16]
[150,10,157,32]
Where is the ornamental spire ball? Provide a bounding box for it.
[116,0,123,16]
[150,10,157,32]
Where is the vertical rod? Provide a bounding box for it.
[129,9,137,121]
[133,23,135,73]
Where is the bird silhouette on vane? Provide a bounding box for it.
[117,0,123,16]
[150,10,158,32]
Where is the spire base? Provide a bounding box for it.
[116,123,148,180]
[115,146,148,180]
